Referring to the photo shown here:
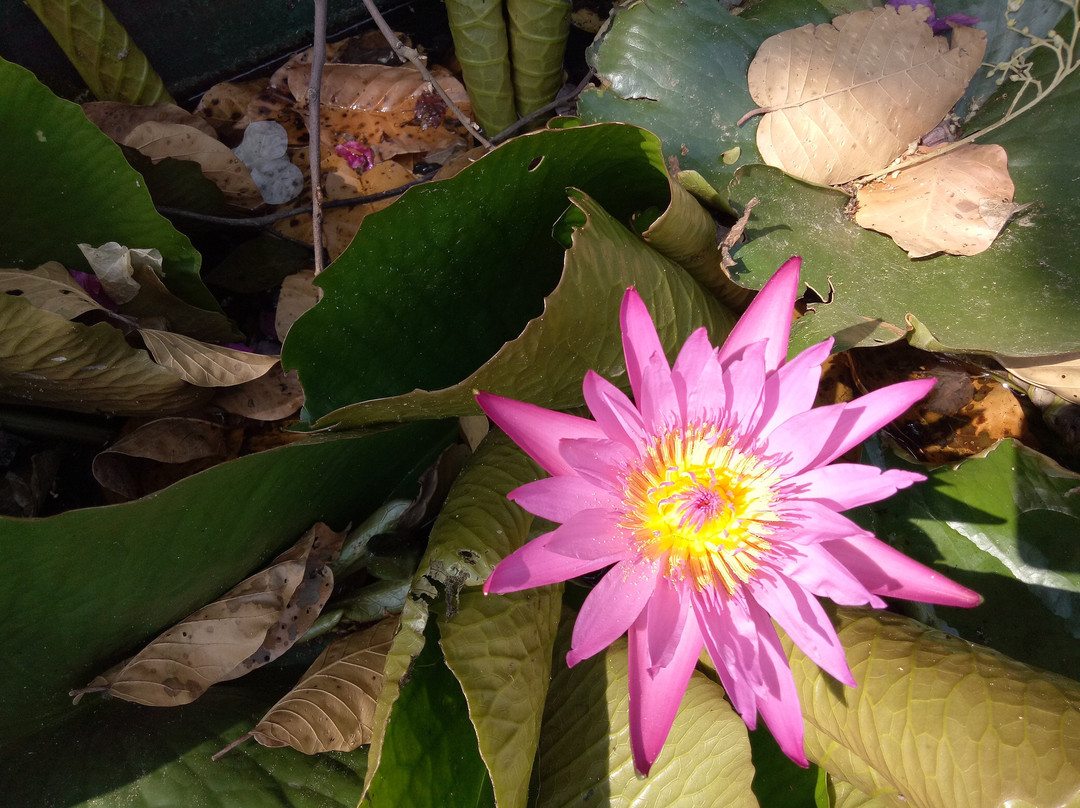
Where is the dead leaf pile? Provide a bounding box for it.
[744,5,1013,258]
[71,523,345,707]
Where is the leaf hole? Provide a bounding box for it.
[527,156,544,172]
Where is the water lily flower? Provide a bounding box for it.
[476,257,980,775]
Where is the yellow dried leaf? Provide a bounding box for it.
[71,524,344,706]
[0,265,102,320]
[139,328,278,387]
[274,271,319,341]
[994,352,1080,405]
[250,616,398,753]
[122,120,264,208]
[747,6,985,185]
[83,101,217,142]
[214,365,305,422]
[855,144,1019,258]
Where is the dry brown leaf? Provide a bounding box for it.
[194,79,268,139]
[91,417,236,500]
[248,616,398,753]
[995,352,1080,405]
[83,101,217,142]
[215,365,305,421]
[746,6,986,185]
[0,264,102,320]
[71,524,344,706]
[139,329,278,387]
[122,120,264,208]
[77,242,162,305]
[855,144,1019,257]
[0,292,208,415]
[274,270,320,340]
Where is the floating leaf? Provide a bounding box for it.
[994,351,1080,405]
[535,616,757,808]
[72,524,343,707]
[855,144,1020,258]
[788,607,1080,808]
[746,5,986,185]
[139,328,278,387]
[247,616,398,754]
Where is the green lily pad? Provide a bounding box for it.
[579,0,830,188]
[788,607,1080,808]
[283,123,733,427]
[853,438,1080,680]
[0,57,222,317]
[0,420,455,750]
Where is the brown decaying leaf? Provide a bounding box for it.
[71,524,345,707]
[122,120,264,208]
[194,79,268,141]
[855,144,1020,257]
[214,365,305,421]
[0,264,102,320]
[747,5,986,185]
[994,352,1080,406]
[248,615,398,753]
[274,270,320,341]
[139,329,278,387]
[91,417,238,501]
[83,101,217,142]
[77,242,161,305]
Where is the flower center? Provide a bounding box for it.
[620,424,780,594]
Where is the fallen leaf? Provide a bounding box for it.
[746,5,985,185]
[91,417,236,501]
[274,270,319,341]
[121,264,239,343]
[0,264,102,320]
[139,329,278,387]
[77,242,162,305]
[71,524,344,707]
[0,292,207,415]
[247,616,398,753]
[123,120,264,208]
[214,365,305,421]
[194,78,267,137]
[994,352,1080,406]
[855,144,1020,257]
[83,101,217,142]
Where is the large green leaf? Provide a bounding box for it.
[282,123,732,426]
[852,438,1080,680]
[431,431,561,808]
[535,613,758,808]
[579,0,830,186]
[0,57,222,316]
[3,680,367,808]
[790,607,1080,808]
[0,420,455,750]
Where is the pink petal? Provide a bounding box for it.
[783,464,925,511]
[679,343,728,425]
[746,597,808,766]
[672,327,717,390]
[508,476,619,523]
[583,370,648,451]
[718,256,800,373]
[693,590,764,718]
[484,515,625,594]
[620,288,668,405]
[750,572,855,686]
[644,579,691,672]
[781,542,885,608]
[755,339,834,437]
[568,557,661,666]
[775,500,876,546]
[721,339,768,436]
[559,438,634,492]
[543,508,630,560]
[639,352,681,434]
[761,403,850,476]
[628,606,703,775]
[824,534,981,607]
[477,392,605,477]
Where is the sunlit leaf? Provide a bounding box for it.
[994,351,1080,405]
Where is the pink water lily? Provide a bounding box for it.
[476,257,979,775]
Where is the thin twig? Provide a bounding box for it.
[309,0,328,274]
[358,0,493,149]
[156,178,430,228]
[490,69,598,146]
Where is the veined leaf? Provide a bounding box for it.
[506,0,570,117]
[445,0,516,133]
[139,329,279,387]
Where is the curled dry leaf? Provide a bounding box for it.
[214,364,305,421]
[71,523,345,707]
[82,101,218,142]
[994,352,1080,405]
[746,5,985,185]
[139,328,279,387]
[247,615,398,754]
[855,144,1021,258]
[91,417,237,501]
[77,242,162,305]
[0,264,102,320]
[122,120,264,208]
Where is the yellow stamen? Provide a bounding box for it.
[619,423,780,594]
